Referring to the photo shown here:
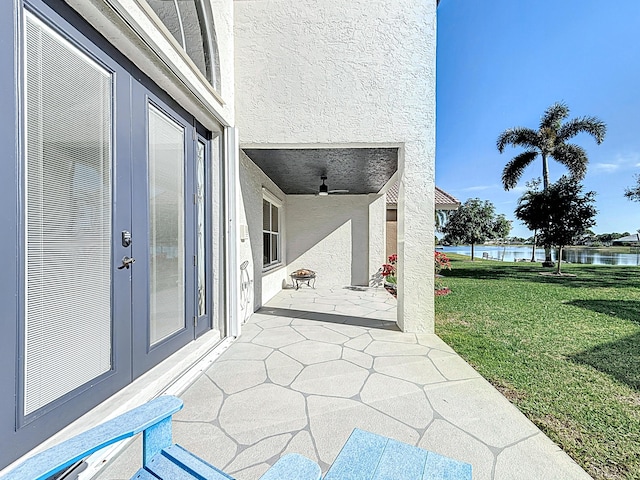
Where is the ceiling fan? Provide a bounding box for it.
[318,175,349,195]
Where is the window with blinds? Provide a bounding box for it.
[24,13,113,415]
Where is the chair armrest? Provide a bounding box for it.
[0,396,183,480]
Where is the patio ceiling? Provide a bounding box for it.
[242,148,398,195]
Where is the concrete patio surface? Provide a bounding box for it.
[96,286,591,480]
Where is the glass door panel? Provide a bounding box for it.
[196,140,206,320]
[131,90,195,378]
[148,105,186,345]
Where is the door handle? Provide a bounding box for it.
[118,256,136,270]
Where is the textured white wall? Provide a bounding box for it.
[238,151,288,311]
[286,195,380,287]
[368,196,386,281]
[235,0,435,145]
[235,0,437,331]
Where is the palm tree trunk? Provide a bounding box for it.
[471,242,475,261]
[530,230,537,262]
[541,153,554,267]
[542,153,550,190]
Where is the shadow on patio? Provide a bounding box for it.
[96,286,590,480]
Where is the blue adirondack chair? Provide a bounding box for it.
[0,396,320,480]
[0,396,472,480]
[324,428,472,480]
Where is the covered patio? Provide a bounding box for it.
[95,287,590,480]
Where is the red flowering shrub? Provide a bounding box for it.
[434,251,451,274]
[434,251,452,295]
[381,254,397,284]
[381,252,452,296]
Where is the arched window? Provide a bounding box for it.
[146,0,221,92]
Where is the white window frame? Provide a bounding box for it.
[262,188,283,269]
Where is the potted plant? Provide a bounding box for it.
[381,253,397,296]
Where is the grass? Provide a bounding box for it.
[435,254,640,480]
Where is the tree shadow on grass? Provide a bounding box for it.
[567,299,640,324]
[569,331,640,391]
[567,299,640,391]
[446,261,639,289]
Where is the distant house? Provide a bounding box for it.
[612,233,640,245]
[386,184,460,256]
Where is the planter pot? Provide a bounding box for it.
[384,281,397,298]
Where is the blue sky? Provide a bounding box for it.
[436,0,640,239]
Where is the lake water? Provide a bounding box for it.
[440,245,640,266]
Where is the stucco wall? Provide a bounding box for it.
[234,0,437,331]
[235,0,435,145]
[368,196,386,281]
[286,195,383,287]
[238,151,288,312]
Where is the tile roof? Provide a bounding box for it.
[613,233,640,243]
[386,183,460,210]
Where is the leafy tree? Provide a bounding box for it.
[515,176,597,274]
[576,229,597,246]
[624,174,640,202]
[493,214,512,241]
[596,233,615,244]
[497,102,606,265]
[492,214,512,260]
[442,198,499,260]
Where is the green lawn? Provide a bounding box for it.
[435,254,640,480]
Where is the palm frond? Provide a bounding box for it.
[435,210,450,231]
[624,174,640,202]
[557,116,607,144]
[553,144,588,180]
[539,101,570,131]
[502,150,538,190]
[496,127,539,153]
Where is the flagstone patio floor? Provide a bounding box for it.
[96,286,591,480]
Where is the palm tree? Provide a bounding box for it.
[497,102,606,265]
[435,209,449,232]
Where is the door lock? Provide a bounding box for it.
[118,256,136,270]
[122,230,132,247]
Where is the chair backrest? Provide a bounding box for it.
[0,396,183,480]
